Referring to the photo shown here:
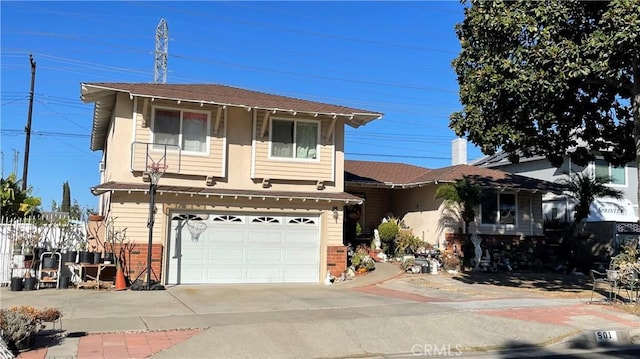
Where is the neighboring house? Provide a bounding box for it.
[344,160,563,249]
[472,152,639,224]
[80,82,382,285]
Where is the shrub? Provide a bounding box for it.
[0,308,37,351]
[378,218,400,255]
[440,249,461,271]
[395,230,423,255]
[351,252,375,272]
[0,306,62,353]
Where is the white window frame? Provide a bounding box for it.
[151,106,211,156]
[593,159,627,187]
[480,190,518,226]
[268,117,320,162]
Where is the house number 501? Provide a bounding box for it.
[594,331,618,343]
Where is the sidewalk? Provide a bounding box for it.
[4,263,638,358]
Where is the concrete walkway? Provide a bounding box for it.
[2,263,638,358]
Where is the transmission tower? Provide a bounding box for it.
[154,19,169,83]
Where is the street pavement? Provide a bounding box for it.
[1,263,638,358]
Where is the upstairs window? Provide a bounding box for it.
[153,108,209,153]
[270,119,318,160]
[595,159,626,186]
[481,190,517,225]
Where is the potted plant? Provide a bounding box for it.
[104,217,129,289]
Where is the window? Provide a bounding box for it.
[481,190,517,225]
[153,108,209,153]
[595,159,626,185]
[270,119,318,159]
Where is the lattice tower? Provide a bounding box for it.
[154,18,169,83]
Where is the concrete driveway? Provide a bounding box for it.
[2,263,639,358]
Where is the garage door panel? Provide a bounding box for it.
[246,266,283,282]
[209,248,245,261]
[247,248,281,262]
[283,266,317,282]
[169,213,320,284]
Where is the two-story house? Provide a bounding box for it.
[81,83,382,285]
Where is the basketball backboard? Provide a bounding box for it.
[131,141,181,175]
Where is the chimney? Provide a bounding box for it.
[452,138,467,165]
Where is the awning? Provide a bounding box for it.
[587,198,638,223]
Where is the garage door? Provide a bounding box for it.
[166,213,320,284]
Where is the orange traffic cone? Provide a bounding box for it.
[115,264,127,290]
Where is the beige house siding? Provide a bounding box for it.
[253,109,336,183]
[108,192,166,247]
[134,98,226,178]
[104,192,340,283]
[350,185,547,247]
[391,186,444,245]
[346,187,391,234]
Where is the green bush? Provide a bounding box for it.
[395,230,422,255]
[378,219,400,255]
[351,252,375,272]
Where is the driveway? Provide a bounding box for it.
[3,263,638,358]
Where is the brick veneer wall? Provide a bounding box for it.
[327,245,347,277]
[118,243,164,283]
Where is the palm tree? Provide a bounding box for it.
[556,172,624,230]
[435,176,482,234]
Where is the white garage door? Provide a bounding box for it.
[167,213,320,284]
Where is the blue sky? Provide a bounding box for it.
[1,1,481,212]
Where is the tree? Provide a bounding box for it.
[435,176,482,234]
[61,181,71,213]
[51,199,88,220]
[557,172,623,230]
[1,174,41,219]
[450,1,640,200]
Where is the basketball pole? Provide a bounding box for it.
[145,171,158,290]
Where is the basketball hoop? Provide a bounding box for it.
[146,163,167,185]
[186,219,207,242]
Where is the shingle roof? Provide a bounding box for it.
[81,82,383,150]
[344,160,430,185]
[91,181,365,204]
[345,160,564,193]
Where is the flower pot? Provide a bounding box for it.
[23,277,37,291]
[92,252,102,264]
[65,250,78,263]
[103,253,114,264]
[59,276,70,289]
[10,277,23,291]
[12,243,22,255]
[88,214,104,222]
[43,257,57,269]
[23,245,34,256]
[14,334,32,351]
[79,250,92,264]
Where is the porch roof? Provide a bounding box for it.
[91,181,365,204]
[345,160,564,193]
[81,83,383,151]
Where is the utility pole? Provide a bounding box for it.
[22,54,36,191]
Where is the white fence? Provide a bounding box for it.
[0,216,86,285]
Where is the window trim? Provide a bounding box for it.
[479,190,518,226]
[268,116,321,162]
[593,159,627,187]
[151,105,211,156]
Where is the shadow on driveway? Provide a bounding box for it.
[451,271,593,294]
